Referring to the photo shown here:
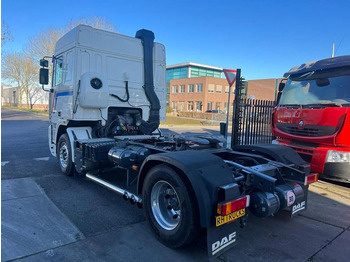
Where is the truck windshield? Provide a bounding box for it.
[279,73,350,107]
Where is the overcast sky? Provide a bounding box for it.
[2,0,350,80]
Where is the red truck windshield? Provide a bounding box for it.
[279,73,350,107]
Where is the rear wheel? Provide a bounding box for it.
[142,164,199,248]
[57,134,75,176]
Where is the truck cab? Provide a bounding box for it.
[272,55,350,182]
[45,25,166,158]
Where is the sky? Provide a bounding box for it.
[2,0,350,80]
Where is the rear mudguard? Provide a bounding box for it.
[137,150,238,228]
[233,144,308,166]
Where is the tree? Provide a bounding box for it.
[65,16,116,34]
[2,52,38,108]
[28,84,46,109]
[26,16,116,62]
[1,20,13,46]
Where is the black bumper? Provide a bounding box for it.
[323,162,350,182]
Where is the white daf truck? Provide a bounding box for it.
[39,25,318,259]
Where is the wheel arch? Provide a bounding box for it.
[137,151,236,228]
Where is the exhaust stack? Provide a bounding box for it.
[135,29,161,135]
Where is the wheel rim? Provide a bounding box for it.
[151,180,181,230]
[59,142,69,169]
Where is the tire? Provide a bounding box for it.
[57,134,75,176]
[142,164,199,248]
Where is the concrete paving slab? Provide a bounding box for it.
[221,214,344,262]
[2,178,42,201]
[302,182,350,229]
[2,178,84,261]
[16,221,207,262]
[311,230,350,262]
[34,175,146,237]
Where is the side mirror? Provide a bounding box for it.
[39,68,49,85]
[40,59,49,67]
[278,82,285,92]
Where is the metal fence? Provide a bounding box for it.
[232,99,276,146]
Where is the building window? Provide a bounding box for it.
[196,101,202,112]
[172,101,177,111]
[225,86,229,93]
[180,85,185,93]
[179,101,185,112]
[172,85,178,93]
[216,102,221,110]
[166,67,188,83]
[190,67,222,78]
[216,85,222,93]
[196,83,203,93]
[208,84,214,93]
[188,84,194,93]
[187,101,194,111]
[207,102,213,110]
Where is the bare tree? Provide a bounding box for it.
[2,52,24,105]
[26,27,61,62]
[1,20,13,46]
[26,16,116,62]
[28,85,46,109]
[65,16,116,33]
[2,52,38,108]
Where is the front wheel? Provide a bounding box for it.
[142,164,200,248]
[57,134,75,176]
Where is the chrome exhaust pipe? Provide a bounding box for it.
[86,172,142,208]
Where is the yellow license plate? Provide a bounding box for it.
[215,208,245,227]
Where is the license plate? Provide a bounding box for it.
[215,208,245,227]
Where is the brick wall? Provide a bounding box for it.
[169,77,280,112]
[169,77,234,112]
[247,78,283,101]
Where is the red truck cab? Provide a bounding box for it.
[272,55,350,182]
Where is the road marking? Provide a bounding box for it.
[1,161,9,166]
[33,157,50,161]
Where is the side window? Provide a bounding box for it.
[52,56,63,86]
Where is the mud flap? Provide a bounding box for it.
[207,221,239,260]
[288,185,309,217]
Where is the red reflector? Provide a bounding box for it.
[217,195,250,216]
[305,173,318,185]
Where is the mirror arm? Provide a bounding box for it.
[42,85,51,92]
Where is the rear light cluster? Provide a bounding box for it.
[217,195,250,216]
[304,173,318,185]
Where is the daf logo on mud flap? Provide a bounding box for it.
[212,232,236,255]
[292,201,305,214]
[298,120,304,128]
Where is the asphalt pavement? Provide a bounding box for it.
[2,108,350,262]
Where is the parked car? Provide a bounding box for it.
[205,110,225,114]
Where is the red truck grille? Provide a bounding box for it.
[276,123,338,137]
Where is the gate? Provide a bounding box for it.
[231,98,276,147]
